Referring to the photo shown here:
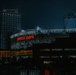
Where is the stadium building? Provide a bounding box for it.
[10,28,71,49]
[9,28,76,75]
[1,13,76,75]
[10,13,76,75]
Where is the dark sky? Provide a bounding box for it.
[0,0,76,29]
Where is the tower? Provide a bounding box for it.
[0,9,21,49]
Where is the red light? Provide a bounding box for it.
[26,35,34,40]
[17,35,34,41]
[44,70,49,75]
[17,36,25,41]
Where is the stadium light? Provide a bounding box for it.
[36,26,41,30]
[21,29,25,32]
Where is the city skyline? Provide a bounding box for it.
[0,1,76,74]
[0,0,76,29]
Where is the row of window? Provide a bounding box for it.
[2,13,20,17]
[39,48,76,51]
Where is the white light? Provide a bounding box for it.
[36,26,41,30]
[21,29,25,32]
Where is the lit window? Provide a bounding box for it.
[68,55,76,58]
[52,49,62,51]
[40,49,50,51]
[43,61,51,64]
[40,56,50,58]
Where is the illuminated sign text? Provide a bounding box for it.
[26,35,34,40]
[17,35,34,41]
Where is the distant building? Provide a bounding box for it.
[0,9,21,49]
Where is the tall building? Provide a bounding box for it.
[0,9,21,49]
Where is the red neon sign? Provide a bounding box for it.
[17,35,34,41]
[26,35,34,40]
[17,36,25,41]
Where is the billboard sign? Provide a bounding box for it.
[17,35,34,41]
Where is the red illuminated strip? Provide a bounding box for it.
[17,36,25,41]
[17,35,34,41]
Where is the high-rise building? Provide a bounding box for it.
[0,9,21,49]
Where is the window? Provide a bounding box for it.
[43,61,51,64]
[52,49,62,51]
[40,49,50,51]
[40,56,50,58]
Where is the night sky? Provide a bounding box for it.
[0,0,76,29]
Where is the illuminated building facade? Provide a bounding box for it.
[0,9,21,49]
[10,28,72,49]
[0,50,32,57]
